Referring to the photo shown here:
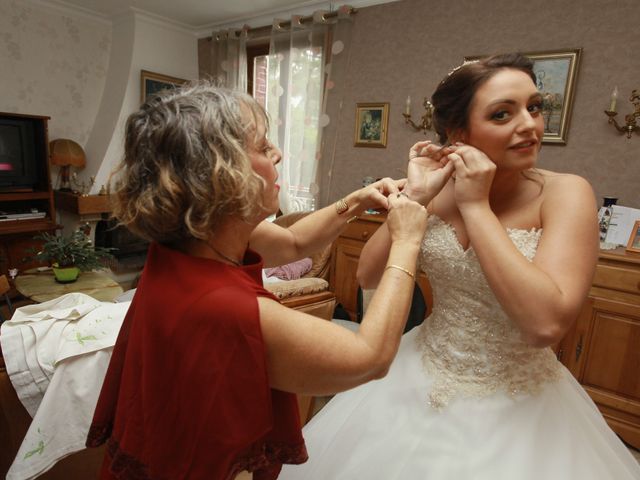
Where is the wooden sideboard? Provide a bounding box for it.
[557,247,640,449]
[332,216,640,449]
[0,113,57,280]
[330,214,431,321]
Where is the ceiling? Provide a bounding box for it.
[39,0,391,31]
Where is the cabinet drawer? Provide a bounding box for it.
[341,218,383,242]
[593,263,640,295]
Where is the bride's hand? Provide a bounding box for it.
[404,140,456,206]
[446,142,496,210]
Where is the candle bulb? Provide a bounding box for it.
[609,86,618,112]
[405,95,411,116]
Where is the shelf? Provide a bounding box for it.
[0,191,51,201]
[0,218,58,236]
[54,191,113,215]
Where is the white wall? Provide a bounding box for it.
[89,12,199,193]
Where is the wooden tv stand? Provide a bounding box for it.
[0,113,57,278]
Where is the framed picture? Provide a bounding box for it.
[354,103,389,148]
[140,70,188,103]
[466,48,582,144]
[626,220,640,253]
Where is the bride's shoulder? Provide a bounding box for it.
[536,169,594,196]
[536,169,596,213]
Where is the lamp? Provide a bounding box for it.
[604,87,640,139]
[402,95,435,135]
[49,138,86,191]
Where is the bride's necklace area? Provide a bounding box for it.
[204,242,243,267]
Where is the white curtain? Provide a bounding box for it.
[266,13,327,213]
[211,27,248,91]
[210,8,355,214]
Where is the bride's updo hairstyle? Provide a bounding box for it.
[431,53,537,144]
[111,82,269,245]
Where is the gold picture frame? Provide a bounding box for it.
[626,220,640,253]
[354,103,389,148]
[466,48,582,144]
[140,70,188,103]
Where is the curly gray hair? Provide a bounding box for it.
[110,81,270,244]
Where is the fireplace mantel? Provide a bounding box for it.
[54,191,112,216]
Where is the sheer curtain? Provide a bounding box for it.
[210,8,355,214]
[211,27,248,91]
[265,8,354,214]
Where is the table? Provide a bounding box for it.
[14,269,124,303]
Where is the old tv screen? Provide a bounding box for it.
[0,118,39,190]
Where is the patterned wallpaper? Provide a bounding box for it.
[0,0,111,145]
[198,0,639,208]
[310,0,640,208]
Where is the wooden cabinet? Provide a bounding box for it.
[0,113,57,277]
[330,214,432,321]
[557,248,640,449]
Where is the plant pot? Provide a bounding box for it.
[53,266,80,284]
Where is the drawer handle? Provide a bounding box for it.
[361,231,369,239]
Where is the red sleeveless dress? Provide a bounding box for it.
[87,242,307,479]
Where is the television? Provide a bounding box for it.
[0,115,44,191]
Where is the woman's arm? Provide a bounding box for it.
[357,141,455,288]
[450,146,599,347]
[249,178,403,268]
[259,194,428,395]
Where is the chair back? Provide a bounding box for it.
[272,212,332,281]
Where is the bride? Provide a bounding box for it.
[278,53,640,479]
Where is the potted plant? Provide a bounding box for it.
[28,230,116,283]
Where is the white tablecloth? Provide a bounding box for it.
[0,293,129,480]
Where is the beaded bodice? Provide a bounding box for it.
[417,215,562,408]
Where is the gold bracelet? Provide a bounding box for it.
[384,264,415,280]
[335,198,349,215]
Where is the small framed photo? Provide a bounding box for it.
[466,48,582,144]
[354,103,389,148]
[626,220,640,253]
[140,70,188,103]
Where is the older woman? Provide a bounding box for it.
[86,83,428,480]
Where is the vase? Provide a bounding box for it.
[53,266,80,283]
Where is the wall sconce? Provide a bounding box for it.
[604,87,640,138]
[402,96,434,134]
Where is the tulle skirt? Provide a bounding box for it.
[279,327,640,480]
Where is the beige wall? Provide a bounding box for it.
[200,0,639,209]
[319,0,639,208]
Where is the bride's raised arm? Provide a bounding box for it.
[358,140,455,289]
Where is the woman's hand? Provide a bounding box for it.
[350,177,406,214]
[446,143,496,211]
[404,140,456,206]
[386,192,428,247]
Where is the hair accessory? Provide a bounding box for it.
[443,59,480,81]
[335,198,349,215]
[384,264,415,280]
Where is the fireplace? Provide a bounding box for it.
[94,218,148,273]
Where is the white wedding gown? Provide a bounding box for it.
[279,215,640,480]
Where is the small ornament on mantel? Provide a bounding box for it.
[99,185,108,195]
